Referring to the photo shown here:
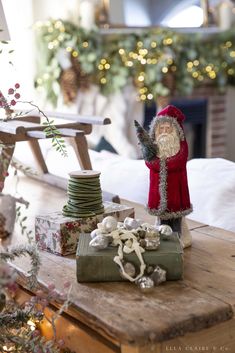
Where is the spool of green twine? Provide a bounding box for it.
[62,170,104,218]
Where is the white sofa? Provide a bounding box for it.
[14,142,235,232]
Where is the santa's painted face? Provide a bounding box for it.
[154,122,180,158]
[157,122,173,136]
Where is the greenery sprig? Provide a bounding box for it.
[34,19,235,105]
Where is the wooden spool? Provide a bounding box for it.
[69,170,101,179]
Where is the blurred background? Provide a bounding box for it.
[1,0,235,160]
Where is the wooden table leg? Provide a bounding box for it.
[69,135,92,170]
[0,143,15,191]
[28,140,48,174]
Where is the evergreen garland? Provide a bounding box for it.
[34,19,235,106]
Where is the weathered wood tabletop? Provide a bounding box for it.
[4,176,235,353]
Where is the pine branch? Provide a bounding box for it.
[0,244,41,289]
[134,120,157,162]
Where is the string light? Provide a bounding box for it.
[225,41,232,48]
[228,68,234,75]
[137,41,143,47]
[100,77,107,84]
[82,41,89,48]
[72,51,78,58]
[48,42,54,50]
[98,64,103,70]
[66,47,72,52]
[230,51,235,57]
[147,93,153,100]
[162,67,168,73]
[151,41,157,48]
[101,59,106,64]
[171,65,177,71]
[140,94,146,100]
[187,62,193,69]
[54,20,63,29]
[141,59,147,64]
[43,73,50,80]
[119,48,125,55]
[138,75,145,82]
[139,49,148,56]
[192,72,199,78]
[36,78,43,85]
[58,34,64,41]
[163,38,173,45]
[205,65,212,72]
[167,58,173,65]
[27,320,36,331]
[104,63,110,69]
[208,71,216,79]
[48,27,53,33]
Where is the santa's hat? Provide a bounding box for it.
[149,105,185,141]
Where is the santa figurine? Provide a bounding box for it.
[135,105,193,248]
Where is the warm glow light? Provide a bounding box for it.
[147,93,153,100]
[193,60,200,66]
[82,41,89,48]
[228,68,234,75]
[101,59,106,64]
[137,41,143,47]
[230,51,235,57]
[27,319,36,331]
[104,63,110,69]
[162,67,168,73]
[205,65,212,72]
[100,77,107,84]
[66,47,72,52]
[119,48,125,55]
[54,20,63,29]
[151,41,157,48]
[187,62,193,69]
[226,41,232,48]
[72,51,78,58]
[138,75,145,82]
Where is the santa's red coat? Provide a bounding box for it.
[145,140,192,219]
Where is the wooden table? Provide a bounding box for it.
[4,176,235,353]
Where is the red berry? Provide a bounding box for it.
[8,88,14,95]
[15,83,20,89]
[14,93,20,99]
[10,99,16,106]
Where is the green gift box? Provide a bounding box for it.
[76,233,183,283]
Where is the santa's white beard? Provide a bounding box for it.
[156,131,180,158]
